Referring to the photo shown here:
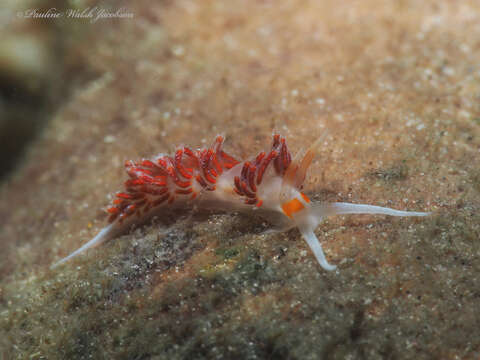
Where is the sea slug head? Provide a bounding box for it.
[278,144,318,225]
[270,133,429,271]
[252,134,321,228]
[275,136,338,271]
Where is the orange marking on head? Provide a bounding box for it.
[300,192,310,203]
[281,198,305,219]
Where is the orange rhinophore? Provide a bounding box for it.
[51,134,431,270]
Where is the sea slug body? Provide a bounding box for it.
[51,134,430,270]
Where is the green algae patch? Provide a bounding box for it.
[215,246,240,260]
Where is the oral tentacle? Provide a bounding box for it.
[315,202,431,217]
[297,221,337,271]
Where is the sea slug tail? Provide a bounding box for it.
[50,223,115,269]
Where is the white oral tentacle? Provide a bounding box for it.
[297,221,337,271]
[295,201,430,271]
[322,202,431,217]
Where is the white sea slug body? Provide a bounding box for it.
[52,134,430,270]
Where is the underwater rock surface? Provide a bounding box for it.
[1,0,479,358]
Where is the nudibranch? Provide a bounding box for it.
[51,134,430,270]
